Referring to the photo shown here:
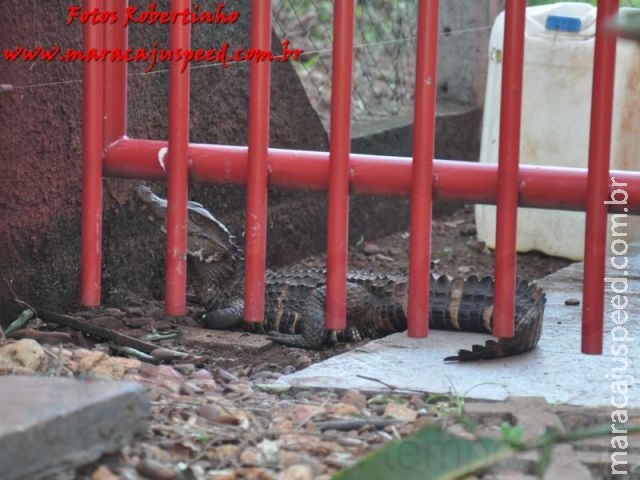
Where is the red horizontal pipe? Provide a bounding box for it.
[325,0,355,331]
[494,0,526,338]
[582,0,619,355]
[164,0,191,316]
[244,0,272,323]
[408,0,439,339]
[80,0,105,306]
[104,139,640,213]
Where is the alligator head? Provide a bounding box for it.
[135,185,243,307]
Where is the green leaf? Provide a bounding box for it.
[368,394,409,406]
[333,425,515,480]
[302,54,320,70]
[500,422,523,445]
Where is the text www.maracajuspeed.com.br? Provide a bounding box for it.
[3,40,304,73]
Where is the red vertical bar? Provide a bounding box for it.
[80,0,105,306]
[103,0,128,145]
[244,0,272,322]
[325,0,355,330]
[407,0,439,338]
[165,0,191,316]
[582,0,619,354]
[493,0,526,338]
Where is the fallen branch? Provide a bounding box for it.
[39,309,162,352]
[314,418,401,432]
[38,309,199,363]
[9,328,74,344]
[109,344,160,364]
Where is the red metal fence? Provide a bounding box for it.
[81,0,639,355]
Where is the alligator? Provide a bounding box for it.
[136,185,546,361]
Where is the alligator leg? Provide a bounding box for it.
[267,287,329,349]
[201,299,245,329]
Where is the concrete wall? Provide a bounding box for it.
[437,0,504,107]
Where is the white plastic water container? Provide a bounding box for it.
[475,3,640,261]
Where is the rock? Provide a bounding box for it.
[125,307,145,317]
[457,265,471,274]
[180,381,203,396]
[325,452,356,470]
[340,389,367,409]
[136,459,176,480]
[375,253,394,262]
[123,316,154,328]
[153,365,184,380]
[213,367,240,383]
[278,465,314,480]
[459,223,477,236]
[189,378,219,391]
[383,402,417,422]
[327,402,361,417]
[110,357,143,370]
[387,246,403,257]
[282,365,296,375]
[337,437,366,447]
[295,355,312,370]
[102,307,125,318]
[191,368,214,380]
[73,349,127,380]
[277,450,319,469]
[362,242,382,255]
[91,465,119,480]
[254,383,292,394]
[279,404,324,423]
[565,298,580,306]
[252,371,281,381]
[196,404,222,421]
[0,339,47,371]
[212,444,241,464]
[251,362,281,375]
[172,363,196,377]
[208,471,236,480]
[150,348,179,363]
[239,447,261,466]
[149,308,166,320]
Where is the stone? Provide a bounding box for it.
[91,465,120,480]
[136,458,176,480]
[362,243,382,255]
[0,339,47,371]
[326,402,361,417]
[383,402,417,422]
[295,355,312,370]
[459,223,477,236]
[103,307,125,318]
[278,464,314,480]
[340,389,367,409]
[0,376,148,480]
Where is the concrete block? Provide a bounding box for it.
[178,325,273,350]
[0,376,149,480]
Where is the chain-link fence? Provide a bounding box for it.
[272,0,419,130]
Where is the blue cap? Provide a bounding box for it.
[545,15,582,33]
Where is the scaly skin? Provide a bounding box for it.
[136,185,546,361]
